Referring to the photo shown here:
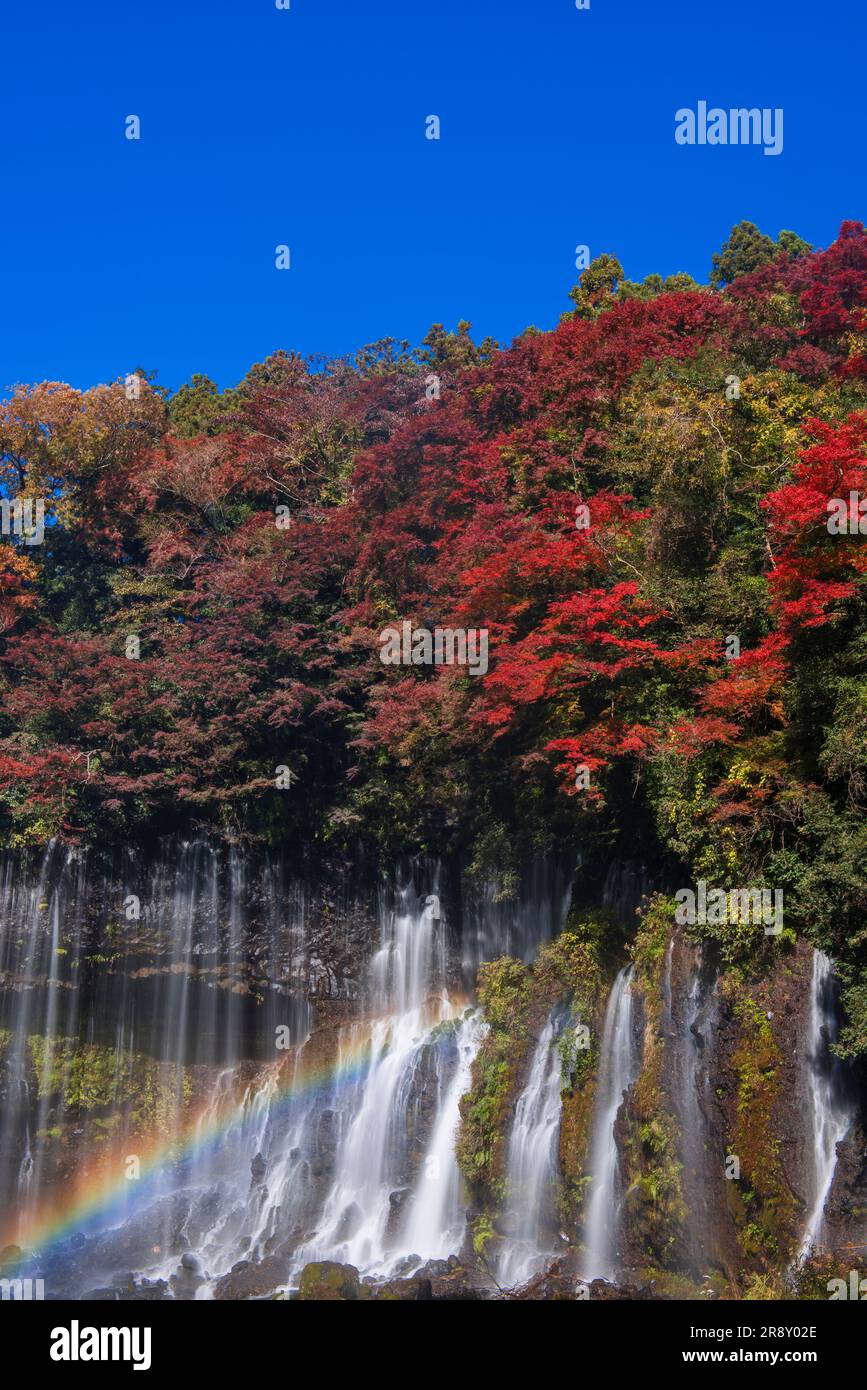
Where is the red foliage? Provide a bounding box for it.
[3,224,867,842]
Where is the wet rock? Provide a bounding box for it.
[388,1252,422,1277]
[333,1201,363,1244]
[579,1277,656,1301]
[384,1187,413,1239]
[213,1253,290,1300]
[170,1251,207,1300]
[296,1260,360,1301]
[88,1276,171,1301]
[504,1257,657,1301]
[415,1256,454,1278]
[824,1116,867,1256]
[415,1256,486,1300]
[132,1278,171,1301]
[361,1275,432,1301]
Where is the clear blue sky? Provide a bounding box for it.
[3,0,864,394]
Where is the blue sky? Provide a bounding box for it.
[3,0,864,394]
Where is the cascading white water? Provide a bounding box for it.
[285,878,483,1278]
[0,843,568,1295]
[75,869,483,1290]
[401,1010,488,1263]
[126,871,480,1287]
[661,936,721,1271]
[461,859,572,978]
[0,840,85,1229]
[495,1011,564,1288]
[580,965,638,1281]
[798,949,853,1262]
[0,839,312,1248]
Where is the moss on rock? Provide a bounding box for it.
[296,1261,360,1301]
[27,1034,193,1140]
[720,974,799,1265]
[457,922,606,1236]
[620,897,687,1271]
[456,956,531,1193]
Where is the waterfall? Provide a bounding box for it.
[580,965,638,1281]
[0,838,312,1248]
[400,1010,488,1263]
[495,1010,564,1288]
[0,840,84,1227]
[601,862,651,927]
[6,846,563,1293]
[798,949,854,1262]
[661,935,720,1271]
[460,858,572,980]
[281,875,491,1279]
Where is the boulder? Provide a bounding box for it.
[296,1261,360,1301]
[361,1275,432,1301]
[213,1254,290,1301]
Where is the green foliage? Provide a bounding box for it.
[777,230,813,259]
[630,895,675,983]
[533,931,604,1018]
[27,1035,191,1134]
[710,221,779,287]
[742,1272,783,1300]
[417,320,498,372]
[457,957,529,1189]
[464,821,521,902]
[471,1213,497,1257]
[722,977,799,1263]
[833,968,867,1060]
[168,374,238,437]
[620,900,687,1268]
[458,927,605,1203]
[618,270,703,302]
[476,956,530,1030]
[2,221,866,1059]
[569,253,625,318]
[557,1020,594,1088]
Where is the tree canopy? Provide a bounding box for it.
[3,220,867,1050]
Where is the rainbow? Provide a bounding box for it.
[1,996,466,1277]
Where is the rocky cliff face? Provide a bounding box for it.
[1,847,864,1301]
[455,904,867,1299]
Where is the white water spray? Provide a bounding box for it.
[495,1011,564,1288]
[581,966,638,1281]
[798,950,853,1262]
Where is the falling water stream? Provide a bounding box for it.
[4,843,857,1296]
[0,841,573,1295]
[661,936,722,1271]
[495,1010,564,1288]
[798,950,854,1262]
[284,878,481,1278]
[580,966,639,1281]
